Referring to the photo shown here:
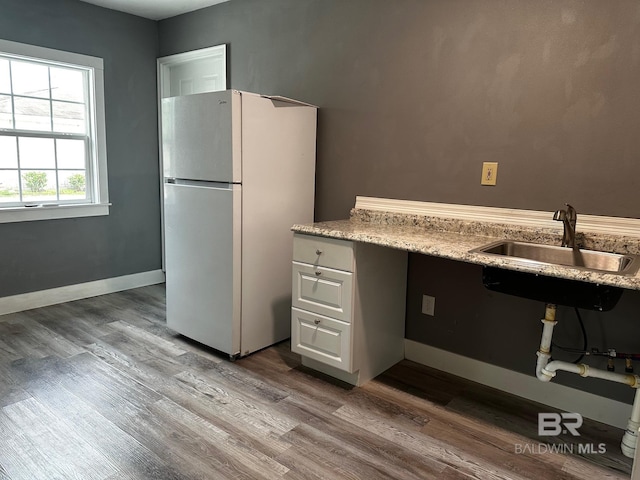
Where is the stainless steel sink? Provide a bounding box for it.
[471,240,640,276]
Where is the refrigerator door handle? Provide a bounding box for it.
[165,179,232,189]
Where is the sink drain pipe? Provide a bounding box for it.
[535,303,640,458]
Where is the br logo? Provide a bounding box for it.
[538,413,583,437]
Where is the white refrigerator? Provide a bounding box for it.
[162,90,317,359]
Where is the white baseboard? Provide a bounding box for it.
[405,339,632,429]
[0,270,166,316]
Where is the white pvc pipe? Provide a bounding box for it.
[539,319,556,353]
[534,305,640,387]
[541,360,640,387]
[536,352,553,381]
[534,303,640,459]
[536,305,558,382]
[623,390,640,458]
[538,360,582,380]
[631,390,640,422]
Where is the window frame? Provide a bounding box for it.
[0,39,109,223]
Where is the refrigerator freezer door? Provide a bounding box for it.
[164,182,242,355]
[162,90,242,183]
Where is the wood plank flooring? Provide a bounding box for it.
[0,284,633,479]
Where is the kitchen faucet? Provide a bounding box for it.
[553,203,577,249]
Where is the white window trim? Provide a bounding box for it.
[0,39,110,223]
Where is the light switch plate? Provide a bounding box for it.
[422,295,435,316]
[481,162,498,186]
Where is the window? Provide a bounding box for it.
[0,40,108,223]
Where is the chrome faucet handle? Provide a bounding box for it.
[553,204,577,248]
[553,209,566,221]
[565,203,576,224]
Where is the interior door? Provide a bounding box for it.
[168,56,226,96]
[158,44,227,100]
[157,44,228,270]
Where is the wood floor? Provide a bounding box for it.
[0,284,633,479]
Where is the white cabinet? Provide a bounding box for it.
[291,308,352,371]
[291,233,407,386]
[292,262,353,322]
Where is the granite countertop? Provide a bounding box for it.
[292,209,640,291]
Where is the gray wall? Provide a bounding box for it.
[0,0,161,296]
[159,0,640,404]
[160,0,640,221]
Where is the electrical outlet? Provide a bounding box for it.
[481,162,498,186]
[422,295,435,316]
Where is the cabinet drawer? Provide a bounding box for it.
[293,234,354,271]
[292,261,353,322]
[291,307,352,372]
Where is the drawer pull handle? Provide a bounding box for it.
[316,249,322,255]
[314,319,321,325]
[315,271,322,276]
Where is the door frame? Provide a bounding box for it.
[156,44,228,270]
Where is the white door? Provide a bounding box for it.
[168,56,225,96]
[157,44,227,99]
[158,44,228,270]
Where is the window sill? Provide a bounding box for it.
[0,203,111,223]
